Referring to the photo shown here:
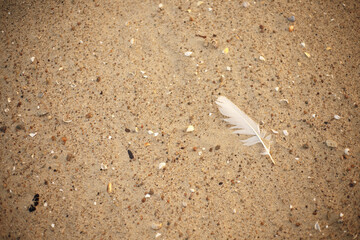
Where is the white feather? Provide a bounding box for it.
[216,96,275,164]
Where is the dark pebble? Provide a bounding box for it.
[37,92,44,98]
[28,205,36,212]
[66,153,75,161]
[0,126,6,133]
[288,16,295,22]
[125,128,130,132]
[215,145,221,150]
[15,125,25,131]
[302,143,309,149]
[128,150,134,159]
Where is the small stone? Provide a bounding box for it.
[125,128,130,132]
[242,1,250,8]
[128,150,134,159]
[314,221,321,232]
[15,124,25,131]
[30,57,35,62]
[158,3,163,9]
[326,140,337,148]
[151,223,162,230]
[66,153,74,161]
[288,16,295,22]
[0,126,6,133]
[158,162,166,169]
[300,42,306,48]
[107,182,112,193]
[37,92,44,98]
[334,115,341,120]
[85,113,93,119]
[155,233,161,238]
[302,143,309,149]
[51,223,55,228]
[288,25,294,32]
[259,56,266,61]
[283,130,289,136]
[215,145,221,150]
[222,47,229,54]
[182,202,187,207]
[344,148,350,155]
[186,125,194,132]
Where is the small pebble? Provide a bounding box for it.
[340,213,344,218]
[301,42,306,48]
[344,148,350,155]
[107,183,112,193]
[159,162,166,169]
[182,202,187,207]
[334,115,341,120]
[51,223,55,228]
[145,194,151,198]
[259,56,265,61]
[226,66,231,71]
[288,16,295,22]
[186,125,195,132]
[325,139,337,148]
[155,233,161,238]
[314,222,321,232]
[37,92,44,98]
[158,3,163,9]
[154,132,159,137]
[222,48,229,54]
[271,129,279,134]
[128,150,134,159]
[275,87,279,91]
[148,130,153,135]
[30,57,35,62]
[289,25,294,32]
[283,130,289,136]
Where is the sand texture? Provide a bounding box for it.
[0,0,359,239]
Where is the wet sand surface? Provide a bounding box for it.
[0,1,359,239]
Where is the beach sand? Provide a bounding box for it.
[0,1,359,239]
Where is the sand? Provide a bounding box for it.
[0,0,359,239]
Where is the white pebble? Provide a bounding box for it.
[340,213,344,217]
[344,148,350,155]
[283,130,289,136]
[51,223,55,228]
[186,125,194,132]
[182,202,187,207]
[312,114,316,118]
[314,221,321,232]
[158,3,163,9]
[145,194,151,198]
[184,51,193,56]
[190,188,195,193]
[148,130,153,135]
[289,205,293,209]
[275,87,279,91]
[154,132,159,137]
[259,56,266,61]
[158,162,166,169]
[334,115,341,120]
[30,57,35,62]
[44,202,48,207]
[155,233,162,238]
[226,66,231,71]
[300,42,306,47]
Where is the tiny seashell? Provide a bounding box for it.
[314,221,321,231]
[151,223,162,230]
[29,132,37,137]
[283,130,289,136]
[184,51,193,56]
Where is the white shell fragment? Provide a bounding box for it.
[158,162,166,169]
[30,57,35,62]
[283,130,289,136]
[184,51,193,56]
[275,87,279,91]
[155,233,162,238]
[314,221,321,232]
[301,42,306,47]
[29,133,37,137]
[334,115,341,120]
[186,125,195,132]
[271,129,279,134]
[259,56,266,61]
[242,2,250,8]
[344,148,350,155]
[151,223,162,230]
